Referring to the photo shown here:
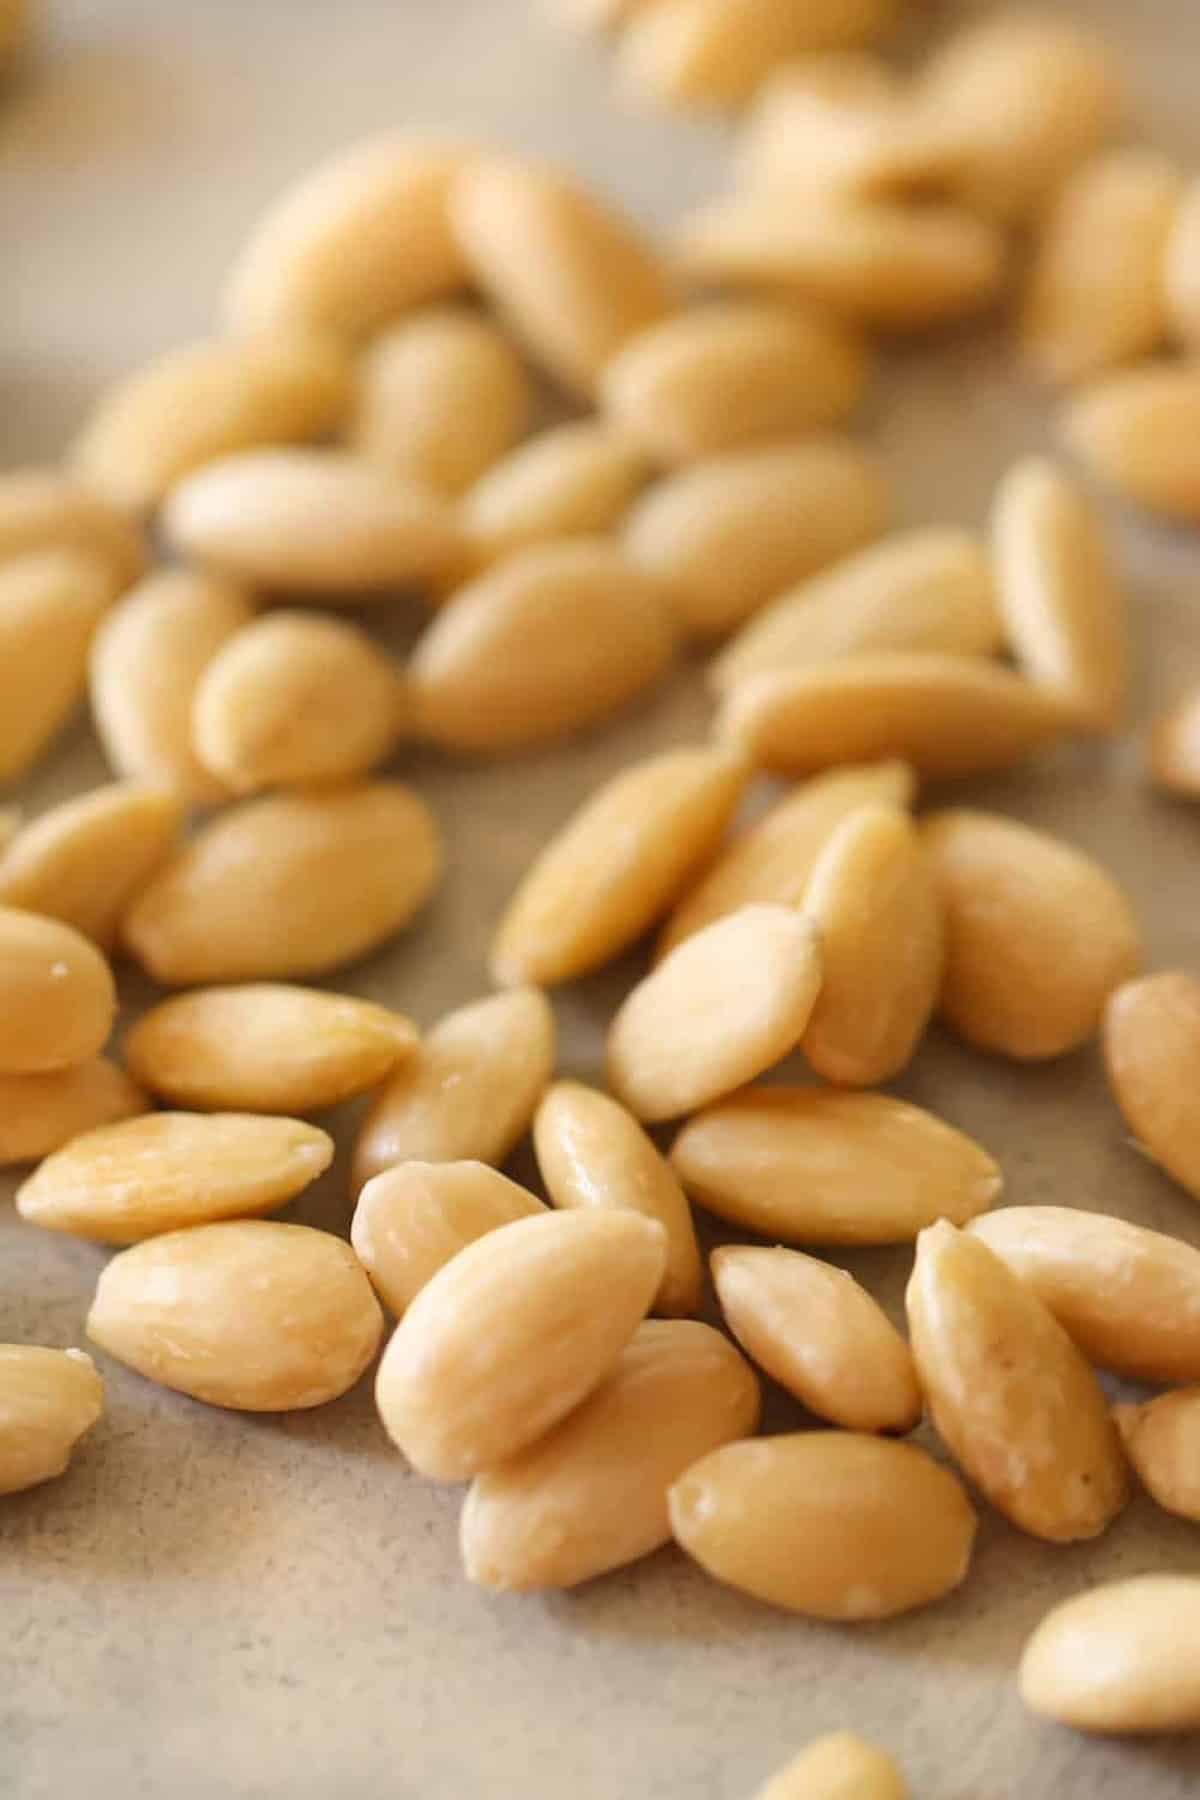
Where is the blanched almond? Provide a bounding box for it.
[671,1087,1000,1244]
[1165,177,1200,346]
[607,905,823,1123]
[0,1347,104,1496]
[1062,362,1200,522]
[462,421,652,561]
[754,1733,908,1800]
[124,782,441,985]
[924,808,1140,1060]
[351,1160,546,1317]
[0,550,121,783]
[17,1111,333,1244]
[461,1319,759,1590]
[669,1432,975,1619]
[657,760,914,957]
[0,1060,147,1167]
[192,611,407,792]
[992,458,1128,732]
[1150,687,1200,796]
[624,440,889,639]
[534,1081,702,1316]
[1104,971,1200,1202]
[0,467,146,590]
[410,540,676,752]
[0,909,115,1075]
[125,985,416,1115]
[375,1210,667,1481]
[712,1245,920,1433]
[906,1222,1129,1542]
[353,988,555,1195]
[1115,1390,1200,1522]
[1020,1577,1200,1735]
[491,745,747,986]
[450,156,675,395]
[87,1220,383,1410]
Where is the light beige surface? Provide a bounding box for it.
[4,1,1200,1796]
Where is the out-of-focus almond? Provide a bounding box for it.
[1150,687,1200,797]
[1104,971,1200,1203]
[0,1347,104,1496]
[0,550,121,783]
[461,1319,760,1590]
[1165,177,1200,346]
[1020,1577,1200,1735]
[1062,362,1200,522]
[0,810,19,855]
[462,422,652,561]
[754,1733,908,1800]
[0,1059,146,1168]
[0,909,115,1075]
[0,468,146,590]
[1115,1390,1200,1523]
[375,1209,667,1481]
[490,745,747,986]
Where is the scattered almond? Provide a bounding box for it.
[1104,970,1200,1203]
[1150,686,1200,797]
[0,1059,148,1168]
[0,467,146,590]
[0,1347,104,1496]
[754,1732,908,1800]
[1165,175,1200,346]
[1061,361,1200,522]
[462,421,652,561]
[0,550,121,784]
[0,908,116,1075]
[1115,1390,1200,1523]
[1020,1577,1200,1735]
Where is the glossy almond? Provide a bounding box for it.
[125,985,416,1115]
[1150,687,1200,796]
[491,745,747,986]
[0,467,145,590]
[17,1111,333,1244]
[669,1433,975,1619]
[0,1060,148,1167]
[1115,1390,1200,1522]
[375,1210,667,1481]
[607,905,823,1123]
[0,1347,104,1496]
[671,1087,1001,1245]
[461,1320,760,1590]
[87,1220,384,1411]
[1020,1578,1200,1735]
[462,422,652,560]
[0,909,115,1075]
[1104,971,1200,1202]
[1165,176,1200,345]
[0,550,121,783]
[924,809,1140,1060]
[755,1733,908,1800]
[124,782,442,985]
[1062,362,1200,522]
[534,1081,702,1316]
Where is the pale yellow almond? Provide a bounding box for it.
[677,194,1006,333]
[712,1245,920,1434]
[601,301,870,464]
[0,909,115,1075]
[671,1087,1000,1244]
[1020,1577,1200,1735]
[923,808,1140,1060]
[1115,1390,1200,1523]
[450,156,675,395]
[0,1059,148,1167]
[907,1222,1129,1542]
[1062,362,1200,522]
[351,1160,546,1317]
[410,539,677,752]
[375,1209,667,1481]
[191,611,407,792]
[607,905,822,1123]
[491,745,748,986]
[352,988,555,1195]
[754,1732,908,1800]
[17,1111,333,1244]
[70,332,353,514]
[719,653,1072,779]
[0,467,146,590]
[1150,686,1200,796]
[1021,148,1181,384]
[125,985,416,1115]
[534,1081,702,1317]
[710,528,1000,693]
[1165,177,1200,345]
[624,440,890,639]
[351,306,529,495]
[0,782,183,949]
[462,421,653,561]
[669,1432,975,1619]
[0,550,121,783]
[992,458,1128,732]
[1104,971,1200,1203]
[461,1319,760,1591]
[161,448,464,598]
[87,1220,383,1411]
[123,782,442,985]
[658,759,914,957]
[800,804,942,1086]
[88,568,256,805]
[0,1347,104,1496]
[222,136,473,339]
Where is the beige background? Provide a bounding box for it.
[4,1,1200,1795]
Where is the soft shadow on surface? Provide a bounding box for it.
[0,42,191,167]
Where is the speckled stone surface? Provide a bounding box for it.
[4,1,1200,1794]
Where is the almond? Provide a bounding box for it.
[1061,361,1200,523]
[1150,686,1200,797]
[754,1733,908,1800]
[1115,1390,1200,1523]
[0,909,116,1075]
[0,1059,147,1168]
[1165,176,1200,345]
[462,421,652,560]
[1020,1577,1200,1734]
[0,467,145,590]
[0,550,121,783]
[1104,971,1200,1203]
[0,1347,104,1495]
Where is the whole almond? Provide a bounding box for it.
[1150,686,1200,797]
[0,1347,104,1496]
[924,808,1140,1059]
[0,909,115,1075]
[410,540,676,752]
[624,439,889,639]
[351,1160,546,1317]
[125,985,416,1115]
[607,905,823,1123]
[906,1222,1129,1542]
[1104,971,1200,1203]
[123,782,442,985]
[0,550,121,783]
[712,1245,920,1433]
[1165,176,1200,345]
[534,1081,702,1316]
[375,1209,667,1481]
[0,1059,148,1167]
[353,988,555,1195]
[1061,362,1200,522]
[1020,1577,1200,1735]
[17,1111,333,1244]
[88,1220,384,1410]
[669,1432,976,1619]
[672,1087,999,1244]
[0,467,146,590]
[461,1319,759,1591]
[462,421,652,561]
[1115,1390,1200,1522]
[490,745,747,987]
[754,1733,908,1800]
